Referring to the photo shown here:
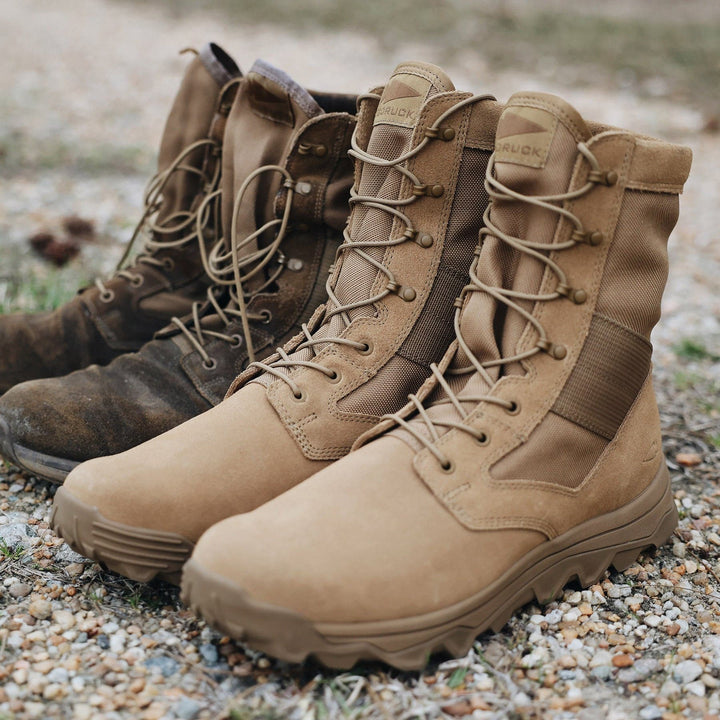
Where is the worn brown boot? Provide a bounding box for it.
[0,60,357,482]
[51,62,502,582]
[0,43,240,395]
[181,91,692,669]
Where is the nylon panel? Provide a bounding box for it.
[552,313,652,440]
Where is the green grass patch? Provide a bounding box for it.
[673,338,720,362]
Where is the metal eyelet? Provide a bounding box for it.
[440,460,455,474]
[230,334,243,348]
[130,275,144,288]
[260,309,273,324]
[292,388,306,402]
[475,432,490,446]
[99,290,115,303]
[357,340,373,356]
[505,401,520,416]
[203,358,218,371]
[326,370,342,384]
[162,257,175,271]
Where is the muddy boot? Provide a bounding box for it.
[181,91,692,669]
[0,60,358,483]
[51,62,503,582]
[0,44,242,395]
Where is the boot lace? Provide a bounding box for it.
[385,141,617,469]
[169,164,299,367]
[248,93,496,398]
[94,137,222,301]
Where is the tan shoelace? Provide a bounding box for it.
[94,137,221,301]
[249,93,496,398]
[385,141,617,469]
[170,164,298,367]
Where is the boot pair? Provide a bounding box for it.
[0,44,357,480]
[2,53,692,670]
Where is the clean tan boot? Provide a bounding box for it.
[0,43,240,394]
[181,91,692,670]
[0,60,357,482]
[51,62,503,582]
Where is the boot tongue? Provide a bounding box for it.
[222,60,324,292]
[456,92,591,391]
[330,62,455,325]
[373,61,455,129]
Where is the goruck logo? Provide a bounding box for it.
[494,106,559,169]
[374,72,434,128]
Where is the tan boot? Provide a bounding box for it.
[0,43,240,394]
[0,60,356,482]
[51,62,503,582]
[181,91,692,670]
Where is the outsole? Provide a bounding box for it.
[0,415,78,483]
[51,487,194,584]
[181,466,678,670]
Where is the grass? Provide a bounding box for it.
[0,265,92,314]
[115,0,720,112]
[673,338,720,362]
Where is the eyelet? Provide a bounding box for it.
[130,275,144,288]
[260,309,273,324]
[440,460,455,474]
[326,370,342,384]
[292,388,306,402]
[474,432,490,446]
[202,358,218,371]
[162,257,175,271]
[356,340,373,356]
[230,334,243,348]
[505,401,520,415]
[99,290,115,303]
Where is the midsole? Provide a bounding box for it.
[316,463,673,639]
[13,443,79,482]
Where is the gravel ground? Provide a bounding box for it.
[1,1,720,718]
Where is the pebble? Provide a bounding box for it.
[199,643,219,664]
[8,582,32,598]
[144,656,180,678]
[28,597,52,620]
[173,697,203,720]
[673,659,703,684]
[52,609,75,630]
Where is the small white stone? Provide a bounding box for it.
[686,680,706,697]
[673,659,703,684]
[590,650,614,668]
[644,614,662,628]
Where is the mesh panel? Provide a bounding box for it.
[552,313,652,440]
[595,190,676,339]
[337,354,429,417]
[491,410,607,488]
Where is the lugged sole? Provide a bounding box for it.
[181,464,677,670]
[51,487,194,584]
[0,415,77,483]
